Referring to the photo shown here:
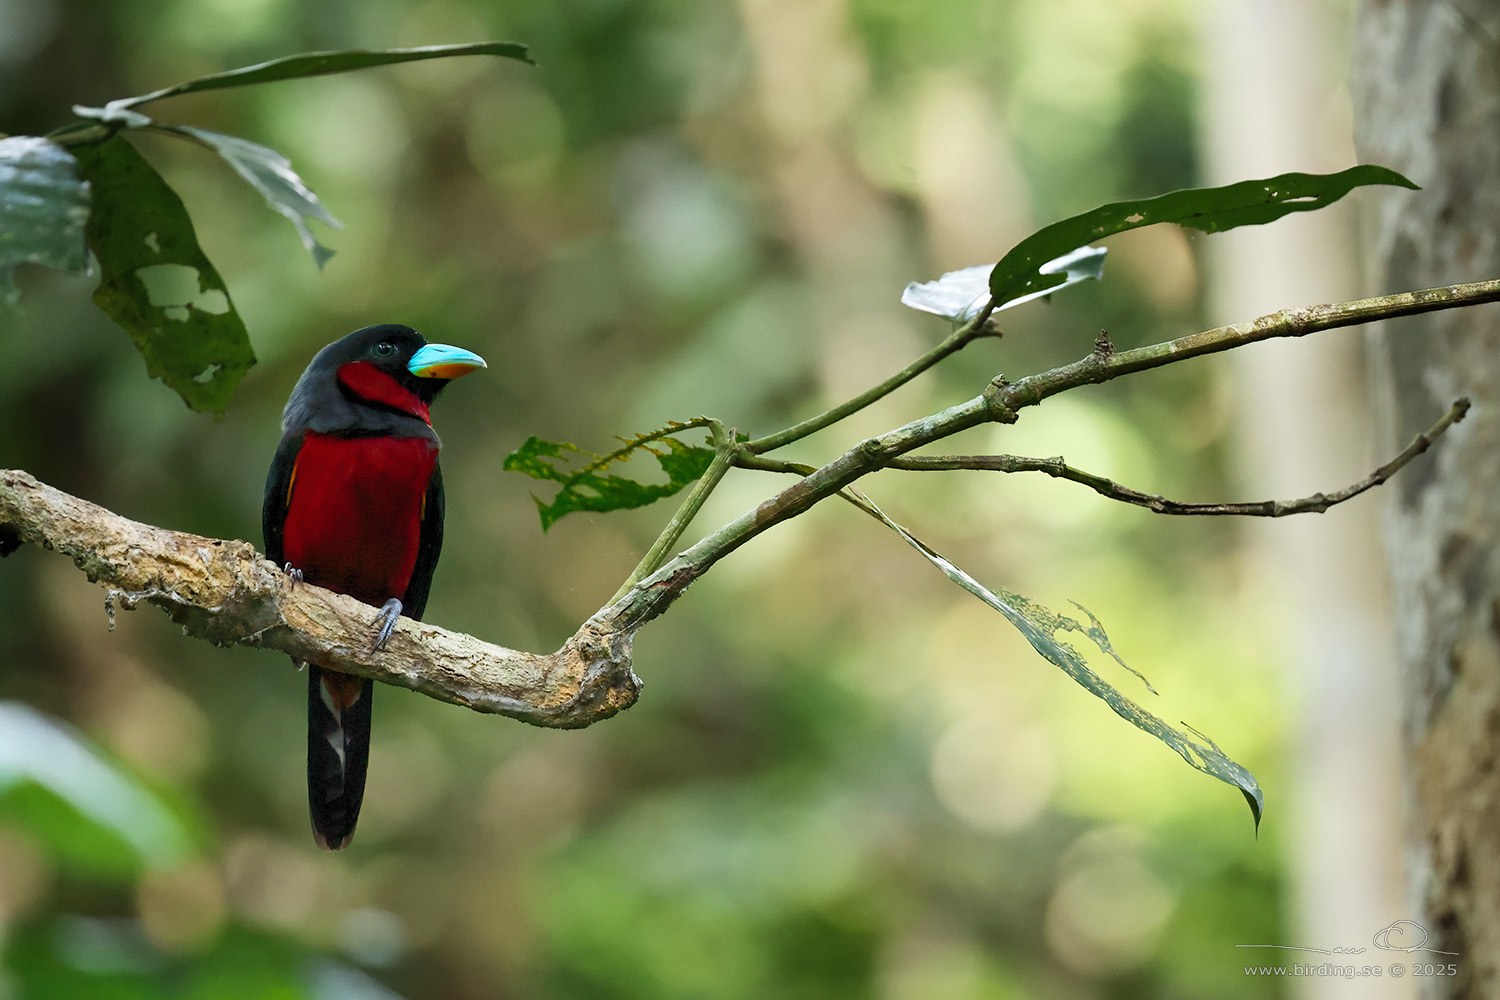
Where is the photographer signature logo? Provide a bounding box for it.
[1236,919,1458,957]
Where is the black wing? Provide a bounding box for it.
[262,432,304,565]
[401,459,445,622]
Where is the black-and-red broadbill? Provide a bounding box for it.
[263,325,485,850]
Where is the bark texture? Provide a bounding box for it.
[0,469,641,727]
[1355,2,1500,994]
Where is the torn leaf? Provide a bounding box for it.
[72,135,255,414]
[845,488,1264,831]
[504,422,717,530]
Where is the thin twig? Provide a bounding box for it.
[611,419,736,602]
[969,295,1000,335]
[890,398,1471,516]
[733,453,817,476]
[587,418,716,477]
[744,305,997,454]
[989,281,1500,419]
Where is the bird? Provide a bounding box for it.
[263,324,485,849]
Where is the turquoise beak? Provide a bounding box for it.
[407,343,487,380]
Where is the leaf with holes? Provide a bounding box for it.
[72,136,255,415]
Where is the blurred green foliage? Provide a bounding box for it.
[0,0,1295,997]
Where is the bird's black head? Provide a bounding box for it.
[282,324,486,436]
[327,325,442,404]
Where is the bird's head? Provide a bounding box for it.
[283,324,486,434]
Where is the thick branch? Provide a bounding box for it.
[0,470,640,728]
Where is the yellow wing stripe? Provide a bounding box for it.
[286,453,299,507]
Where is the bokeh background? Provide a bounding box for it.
[0,0,1409,997]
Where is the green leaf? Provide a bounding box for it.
[847,490,1264,830]
[504,422,717,530]
[5,921,167,1000]
[0,136,91,306]
[96,41,533,111]
[0,702,192,876]
[72,105,340,266]
[69,42,533,269]
[162,125,341,268]
[72,136,255,414]
[67,115,340,269]
[4,920,320,999]
[990,165,1419,308]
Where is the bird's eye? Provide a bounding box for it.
[374,342,395,357]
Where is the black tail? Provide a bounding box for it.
[307,666,373,850]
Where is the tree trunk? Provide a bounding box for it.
[1206,4,1413,998]
[1354,2,1500,995]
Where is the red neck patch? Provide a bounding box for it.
[337,361,431,424]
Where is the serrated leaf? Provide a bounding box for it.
[504,424,717,530]
[848,489,1263,830]
[903,246,1107,322]
[990,165,1419,308]
[0,136,91,306]
[72,135,255,414]
[97,42,534,111]
[162,124,341,268]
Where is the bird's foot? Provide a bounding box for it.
[284,563,304,590]
[372,598,403,652]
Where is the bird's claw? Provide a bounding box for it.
[372,598,403,652]
[284,563,304,590]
